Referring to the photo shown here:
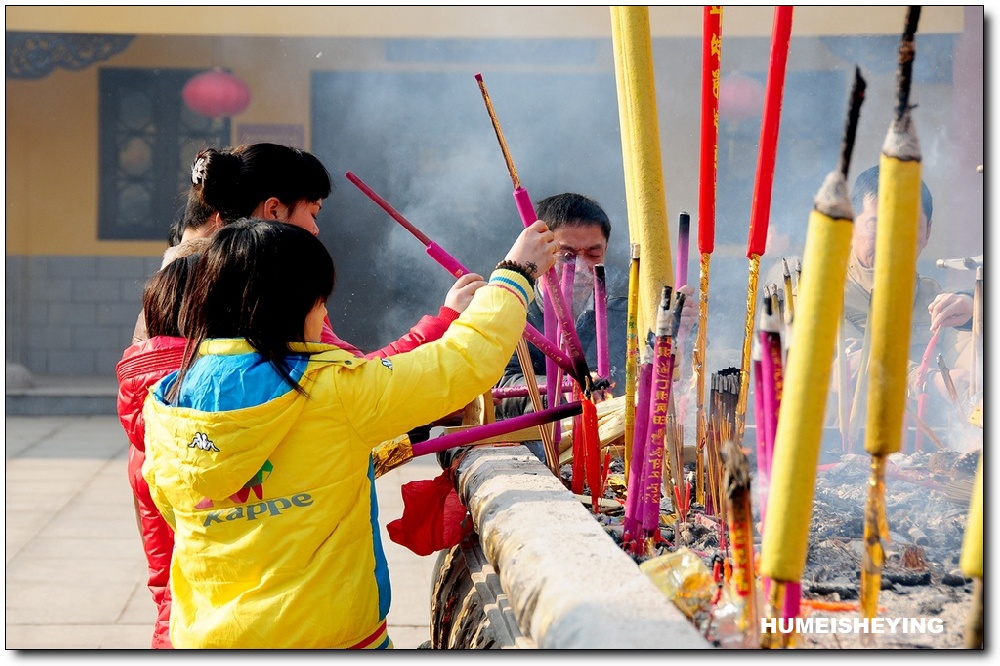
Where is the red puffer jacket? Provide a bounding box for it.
[116,336,187,649]
[321,307,460,358]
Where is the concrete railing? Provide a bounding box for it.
[453,445,713,649]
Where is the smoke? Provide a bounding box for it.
[295,23,978,364]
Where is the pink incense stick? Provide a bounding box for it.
[639,287,675,540]
[345,170,582,384]
[752,335,769,524]
[555,253,578,410]
[594,264,609,380]
[346,171,468,278]
[758,302,783,481]
[514,187,590,390]
[492,379,575,400]
[623,357,654,545]
[410,401,583,458]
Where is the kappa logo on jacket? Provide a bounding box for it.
[188,432,219,452]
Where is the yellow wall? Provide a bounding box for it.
[4,5,969,257]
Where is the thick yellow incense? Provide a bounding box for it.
[624,245,641,480]
[860,13,924,621]
[612,9,638,251]
[864,153,922,457]
[693,253,711,504]
[760,171,854,584]
[610,5,674,340]
[735,254,760,444]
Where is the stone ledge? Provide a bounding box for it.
[455,445,712,650]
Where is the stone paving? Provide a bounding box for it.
[5,414,441,649]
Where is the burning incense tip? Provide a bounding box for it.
[474,72,483,81]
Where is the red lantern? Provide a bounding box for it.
[182,68,251,118]
[719,73,765,123]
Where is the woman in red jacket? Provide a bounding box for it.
[117,253,201,648]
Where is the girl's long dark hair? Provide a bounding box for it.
[142,253,202,339]
[169,218,335,402]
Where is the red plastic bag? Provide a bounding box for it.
[386,467,472,556]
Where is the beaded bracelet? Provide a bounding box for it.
[495,259,537,285]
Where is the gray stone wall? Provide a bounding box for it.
[6,255,164,377]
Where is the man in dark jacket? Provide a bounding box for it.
[495,193,624,421]
[493,194,696,461]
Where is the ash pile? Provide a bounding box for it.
[802,450,978,599]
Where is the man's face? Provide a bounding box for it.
[852,195,930,269]
[552,222,608,314]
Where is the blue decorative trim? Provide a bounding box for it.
[6,32,134,79]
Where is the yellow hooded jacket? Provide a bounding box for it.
[142,269,532,648]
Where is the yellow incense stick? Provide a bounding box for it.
[861,8,924,621]
[610,5,674,341]
[624,244,641,481]
[760,170,854,587]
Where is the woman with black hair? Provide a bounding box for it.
[141,217,556,648]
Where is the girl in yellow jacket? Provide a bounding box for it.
[142,217,556,648]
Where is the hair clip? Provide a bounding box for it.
[191,156,208,186]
